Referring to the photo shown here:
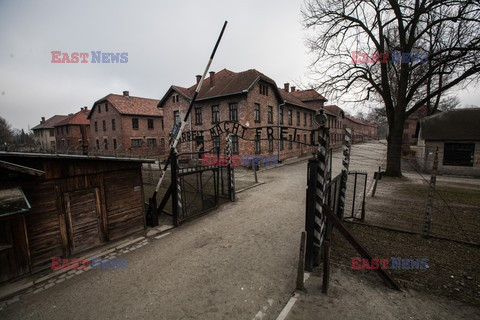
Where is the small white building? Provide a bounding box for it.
[416,108,480,177]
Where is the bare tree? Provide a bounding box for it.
[303,0,480,176]
[0,116,14,145]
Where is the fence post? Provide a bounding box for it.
[296,231,307,290]
[371,165,381,197]
[305,159,318,272]
[313,126,330,266]
[423,147,439,238]
[361,173,367,221]
[337,128,352,220]
[171,151,180,227]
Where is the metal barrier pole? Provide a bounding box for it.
[337,128,352,220]
[313,126,330,266]
[305,159,318,272]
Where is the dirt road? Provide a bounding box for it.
[0,141,386,320]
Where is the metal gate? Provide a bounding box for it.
[170,150,235,225]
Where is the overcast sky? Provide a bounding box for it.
[1,0,478,130]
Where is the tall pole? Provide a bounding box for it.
[337,128,352,220]
[423,147,439,238]
[151,21,228,202]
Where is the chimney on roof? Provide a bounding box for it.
[209,71,215,87]
[196,75,201,84]
[123,91,129,97]
[291,86,296,92]
[284,83,289,92]
[41,117,45,123]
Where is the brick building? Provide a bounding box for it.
[158,69,325,161]
[323,105,346,149]
[343,115,378,144]
[402,105,431,152]
[88,91,164,157]
[54,107,90,154]
[32,115,67,152]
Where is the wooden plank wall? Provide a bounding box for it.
[22,181,65,269]
[104,168,145,241]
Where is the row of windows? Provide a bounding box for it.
[56,126,69,135]
[34,129,55,138]
[94,118,157,132]
[93,138,162,150]
[186,104,314,126]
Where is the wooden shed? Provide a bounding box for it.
[0,152,153,283]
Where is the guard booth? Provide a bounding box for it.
[0,152,153,283]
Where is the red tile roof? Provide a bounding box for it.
[55,109,90,126]
[290,89,326,102]
[159,68,326,113]
[323,105,345,118]
[32,115,68,130]
[89,93,162,118]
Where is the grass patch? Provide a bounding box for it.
[399,185,480,207]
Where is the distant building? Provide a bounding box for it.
[416,108,480,176]
[31,115,67,152]
[88,91,164,157]
[403,105,433,152]
[323,105,346,149]
[343,115,378,144]
[54,107,90,154]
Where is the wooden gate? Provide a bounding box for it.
[64,188,104,254]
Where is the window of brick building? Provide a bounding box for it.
[66,126,69,134]
[212,105,220,123]
[104,139,108,150]
[231,135,239,154]
[112,119,116,131]
[229,103,238,122]
[96,139,99,149]
[259,83,268,96]
[174,111,180,125]
[255,134,261,154]
[296,111,300,126]
[147,138,157,147]
[268,106,273,124]
[172,94,179,103]
[113,139,117,150]
[148,118,154,129]
[131,139,142,147]
[280,107,284,125]
[105,103,108,112]
[288,110,292,125]
[304,134,307,145]
[49,129,54,137]
[304,112,307,126]
[102,120,106,131]
[297,134,300,148]
[254,103,260,123]
[289,135,293,149]
[310,113,313,126]
[132,118,139,130]
[95,121,98,132]
[195,107,202,125]
[98,105,101,113]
